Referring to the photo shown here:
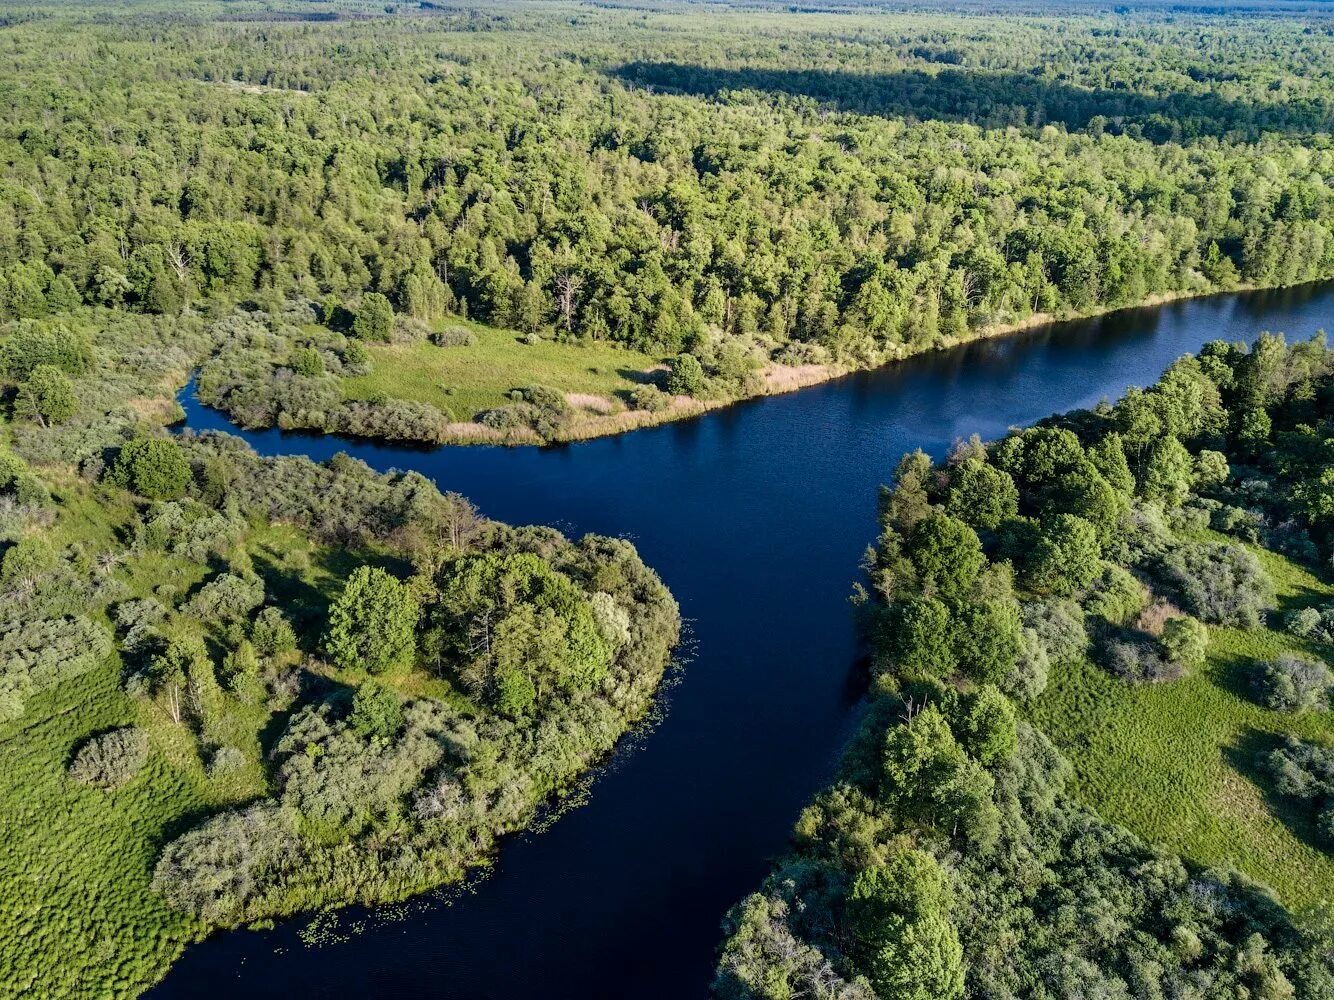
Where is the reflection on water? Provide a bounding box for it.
[152,283,1334,1000]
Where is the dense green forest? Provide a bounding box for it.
[714,334,1334,998]
[3,0,1334,440]
[0,268,679,990]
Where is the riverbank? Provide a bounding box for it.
[279,281,1307,449]
[154,280,1334,999]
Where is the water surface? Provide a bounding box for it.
[152,284,1334,999]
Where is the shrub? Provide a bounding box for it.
[1083,564,1147,626]
[1255,655,1332,713]
[207,746,246,778]
[289,346,325,377]
[1099,637,1182,684]
[629,385,669,413]
[1004,627,1050,700]
[342,339,371,375]
[429,326,476,348]
[1264,737,1334,848]
[251,606,297,657]
[664,353,706,396]
[1021,599,1087,664]
[108,437,192,500]
[1160,616,1209,670]
[348,681,404,741]
[68,727,150,789]
[14,364,77,425]
[1156,542,1273,627]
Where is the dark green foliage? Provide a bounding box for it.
[108,437,192,501]
[884,597,954,678]
[348,681,404,741]
[14,364,77,426]
[951,598,1021,684]
[290,347,325,378]
[1141,436,1195,506]
[1264,737,1334,848]
[352,294,394,342]
[719,333,1334,998]
[432,551,613,712]
[945,459,1017,532]
[250,607,297,658]
[846,850,964,1000]
[950,686,1018,767]
[1256,655,1333,713]
[905,513,983,603]
[1024,513,1101,596]
[323,566,420,675]
[0,322,92,380]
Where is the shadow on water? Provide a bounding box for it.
[611,62,1334,141]
[151,281,1334,1000]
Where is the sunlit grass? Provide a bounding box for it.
[1030,546,1334,909]
[341,319,665,421]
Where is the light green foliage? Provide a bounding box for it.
[323,566,420,675]
[1160,615,1209,670]
[1083,563,1148,626]
[1141,437,1195,506]
[109,437,192,500]
[847,850,964,1000]
[665,353,706,397]
[1194,449,1230,489]
[352,293,394,342]
[14,364,77,425]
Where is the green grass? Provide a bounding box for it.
[341,320,665,421]
[0,662,209,998]
[1030,546,1334,909]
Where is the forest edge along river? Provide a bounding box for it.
[150,282,1334,999]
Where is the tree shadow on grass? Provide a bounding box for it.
[1224,727,1330,856]
[611,62,1333,143]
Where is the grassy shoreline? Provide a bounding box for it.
[316,281,1316,449]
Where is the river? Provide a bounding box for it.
[150,283,1334,999]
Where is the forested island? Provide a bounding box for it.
[715,335,1334,998]
[3,0,1334,443]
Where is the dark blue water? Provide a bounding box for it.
[152,284,1334,999]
